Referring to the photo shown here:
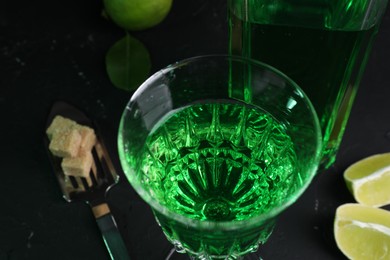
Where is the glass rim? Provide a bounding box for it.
[118,54,322,231]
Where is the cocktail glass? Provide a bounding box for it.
[118,55,322,259]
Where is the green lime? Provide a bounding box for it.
[103,0,173,31]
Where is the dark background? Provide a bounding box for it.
[1,0,390,259]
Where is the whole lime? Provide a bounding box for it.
[103,0,173,31]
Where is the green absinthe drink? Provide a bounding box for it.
[118,56,322,259]
[229,0,388,168]
[134,101,296,222]
[123,101,297,255]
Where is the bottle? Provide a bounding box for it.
[228,0,388,169]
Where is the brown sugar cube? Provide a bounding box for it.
[73,161,97,188]
[49,129,81,158]
[61,151,93,178]
[74,125,96,156]
[46,115,76,140]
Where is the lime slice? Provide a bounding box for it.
[334,203,390,260]
[344,153,390,207]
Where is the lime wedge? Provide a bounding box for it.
[335,203,390,260]
[344,153,390,207]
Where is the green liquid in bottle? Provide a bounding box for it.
[229,0,387,168]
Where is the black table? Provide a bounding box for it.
[1,0,390,259]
